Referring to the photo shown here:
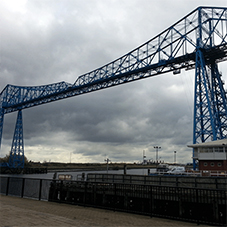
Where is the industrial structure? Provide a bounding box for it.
[0,6,227,170]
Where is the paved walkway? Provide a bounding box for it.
[0,195,209,227]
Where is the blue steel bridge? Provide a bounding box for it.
[1,6,227,170]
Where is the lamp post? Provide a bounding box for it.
[174,151,177,164]
[143,150,146,165]
[104,158,111,173]
[154,146,161,163]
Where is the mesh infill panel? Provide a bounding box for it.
[0,177,8,194]
[23,179,40,199]
[8,178,23,196]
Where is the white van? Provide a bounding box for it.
[167,166,185,175]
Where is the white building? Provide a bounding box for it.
[188,139,227,172]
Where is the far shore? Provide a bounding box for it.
[27,162,160,172]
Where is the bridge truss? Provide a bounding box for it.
[0,6,227,169]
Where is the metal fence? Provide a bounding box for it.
[48,179,226,226]
[0,176,226,226]
[0,176,52,201]
[87,173,227,189]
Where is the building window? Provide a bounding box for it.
[204,162,208,167]
[214,147,224,152]
[210,162,215,167]
[217,162,222,167]
[200,147,213,153]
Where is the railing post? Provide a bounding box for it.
[21,178,25,198]
[178,188,183,218]
[39,179,42,200]
[196,189,200,225]
[150,185,153,218]
[114,183,116,211]
[83,181,87,206]
[195,177,197,188]
[213,190,219,223]
[215,177,218,189]
[59,180,63,203]
[93,184,96,205]
[6,177,10,196]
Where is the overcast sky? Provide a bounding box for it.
[1,0,227,164]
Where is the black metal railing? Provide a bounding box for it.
[47,180,226,226]
[0,176,52,201]
[87,173,227,189]
[0,176,226,226]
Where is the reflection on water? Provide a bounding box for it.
[0,168,156,180]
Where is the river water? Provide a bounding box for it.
[0,168,156,180]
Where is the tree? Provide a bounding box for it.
[0,152,29,166]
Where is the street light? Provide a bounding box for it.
[104,158,111,173]
[143,150,146,165]
[154,146,161,163]
[174,151,177,164]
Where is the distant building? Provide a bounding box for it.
[188,139,227,172]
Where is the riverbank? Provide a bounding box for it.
[27,162,158,171]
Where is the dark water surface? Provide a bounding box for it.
[0,168,156,180]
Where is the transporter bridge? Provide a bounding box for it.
[1,6,227,170]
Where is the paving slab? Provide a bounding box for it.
[0,195,209,227]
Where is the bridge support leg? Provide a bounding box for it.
[0,108,4,150]
[9,110,24,168]
[193,48,227,169]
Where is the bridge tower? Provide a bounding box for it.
[0,108,4,149]
[194,51,227,143]
[193,8,227,168]
[8,110,24,168]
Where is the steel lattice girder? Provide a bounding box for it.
[1,7,227,114]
